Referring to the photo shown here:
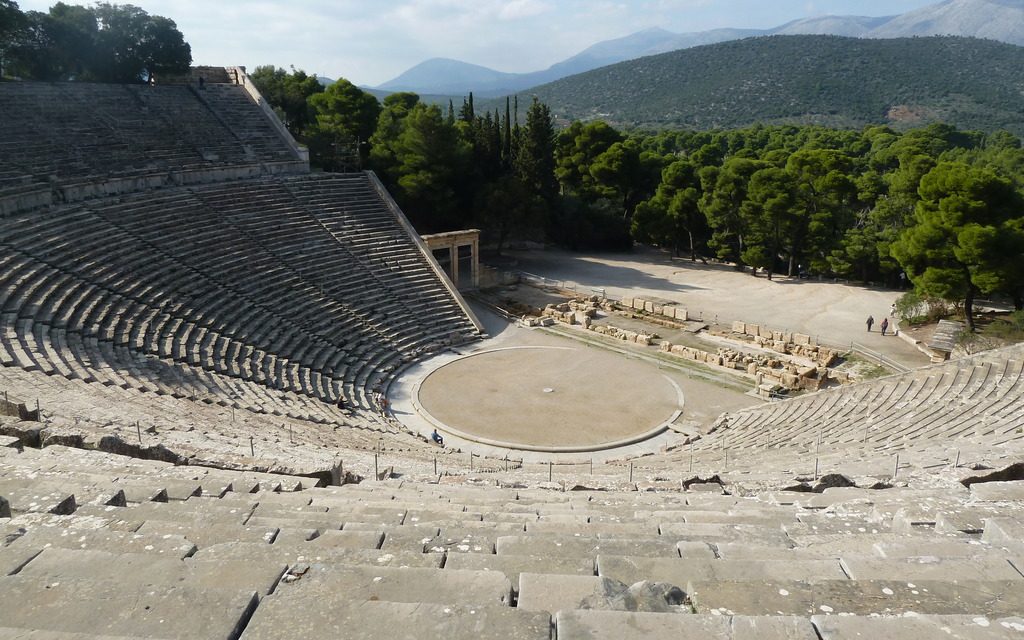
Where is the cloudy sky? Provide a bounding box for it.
[17,0,939,86]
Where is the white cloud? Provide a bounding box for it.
[498,0,553,20]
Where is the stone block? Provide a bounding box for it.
[243,600,551,640]
[670,345,687,355]
[635,334,651,346]
[0,575,258,638]
[597,556,847,589]
[839,556,1023,582]
[674,308,688,321]
[517,573,608,612]
[733,321,746,333]
[652,304,664,315]
[747,363,758,375]
[621,297,634,309]
[633,299,646,311]
[556,611,819,640]
[813,614,1024,640]
[497,535,679,558]
[971,481,1024,502]
[747,324,760,337]
[689,579,1024,616]
[445,554,594,593]
[642,301,654,313]
[659,341,672,352]
[983,517,1024,546]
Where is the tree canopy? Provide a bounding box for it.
[2,2,190,82]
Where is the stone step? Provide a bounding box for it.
[969,481,1024,502]
[18,547,286,596]
[688,579,1024,616]
[271,565,513,607]
[496,535,680,559]
[659,523,793,548]
[135,521,278,548]
[0,544,41,576]
[0,575,258,639]
[445,554,595,593]
[9,523,197,558]
[382,528,494,554]
[597,556,848,589]
[191,540,444,568]
[516,573,610,613]
[839,556,1023,582]
[241,599,551,640]
[555,610,818,640]
[812,614,1024,639]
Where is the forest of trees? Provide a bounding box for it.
[252,67,1024,327]
[0,0,191,82]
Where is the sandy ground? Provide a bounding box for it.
[505,247,930,369]
[417,344,679,448]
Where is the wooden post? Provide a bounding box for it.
[814,457,819,481]
[374,453,379,480]
[289,424,292,443]
[724,448,728,469]
[470,453,473,470]
[629,463,633,483]
[136,421,142,444]
[249,436,255,457]
[893,453,899,478]
[36,399,40,418]
[590,459,593,475]
[689,442,694,473]
[434,456,437,475]
[953,449,960,469]
[548,461,553,482]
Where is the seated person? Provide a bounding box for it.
[431,429,444,446]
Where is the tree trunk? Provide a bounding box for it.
[688,231,696,262]
[964,285,976,332]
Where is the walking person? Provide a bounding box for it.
[880,317,889,336]
[866,315,874,332]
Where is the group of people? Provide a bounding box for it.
[866,304,898,336]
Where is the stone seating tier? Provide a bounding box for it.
[2,444,1023,639]
[1,173,479,423]
[0,81,304,212]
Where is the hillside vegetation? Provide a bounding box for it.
[519,36,1024,135]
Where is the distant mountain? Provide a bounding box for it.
[375,0,1024,98]
[512,35,1024,135]
[774,15,893,37]
[869,0,1024,44]
[377,58,519,95]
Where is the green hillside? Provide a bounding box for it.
[517,35,1024,134]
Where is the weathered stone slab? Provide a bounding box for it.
[556,610,818,640]
[191,540,443,567]
[19,545,286,596]
[245,515,344,531]
[597,556,847,588]
[0,575,257,638]
[983,517,1024,546]
[446,554,594,592]
[272,565,513,606]
[840,556,1023,582]
[970,481,1024,502]
[497,535,679,558]
[0,544,41,576]
[660,523,793,548]
[689,580,1024,616]
[517,573,608,612]
[135,521,278,547]
[813,614,1024,639]
[382,529,494,553]
[241,600,550,640]
[12,525,196,558]
[0,628,146,639]
[0,482,75,515]
[304,529,383,549]
[0,495,9,518]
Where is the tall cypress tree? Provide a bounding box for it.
[502,97,513,169]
